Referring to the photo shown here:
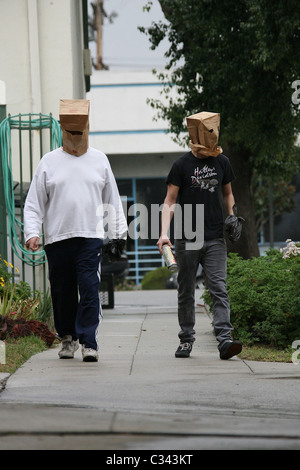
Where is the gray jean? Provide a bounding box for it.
[175,238,233,349]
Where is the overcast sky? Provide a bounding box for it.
[89,0,170,71]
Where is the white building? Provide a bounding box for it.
[0,0,90,117]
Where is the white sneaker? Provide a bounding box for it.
[82,346,98,362]
[58,335,79,359]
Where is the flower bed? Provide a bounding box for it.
[0,255,55,348]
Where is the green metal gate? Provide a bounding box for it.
[0,112,62,293]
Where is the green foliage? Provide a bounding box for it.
[252,170,296,233]
[141,0,300,174]
[36,289,54,330]
[0,254,53,329]
[0,255,14,289]
[141,267,170,290]
[203,248,300,348]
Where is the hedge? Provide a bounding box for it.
[203,245,300,349]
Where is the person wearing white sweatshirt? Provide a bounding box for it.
[24,100,127,362]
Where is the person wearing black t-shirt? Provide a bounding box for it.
[157,112,243,360]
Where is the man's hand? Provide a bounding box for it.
[157,235,173,254]
[26,237,40,251]
[224,205,245,242]
[103,239,126,261]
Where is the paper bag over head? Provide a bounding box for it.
[186,111,223,158]
[59,99,90,156]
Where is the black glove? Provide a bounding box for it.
[103,239,126,261]
[224,205,245,242]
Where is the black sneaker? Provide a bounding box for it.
[175,342,193,358]
[219,340,242,360]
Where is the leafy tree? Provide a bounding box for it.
[140,0,300,258]
[253,171,296,236]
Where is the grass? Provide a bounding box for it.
[239,345,293,363]
[0,335,49,375]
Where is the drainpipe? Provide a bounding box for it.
[0,80,7,260]
[27,0,42,113]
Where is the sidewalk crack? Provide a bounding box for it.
[129,313,147,375]
[241,359,255,374]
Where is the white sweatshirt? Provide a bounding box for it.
[24,147,127,245]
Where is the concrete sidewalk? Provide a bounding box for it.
[1,289,300,450]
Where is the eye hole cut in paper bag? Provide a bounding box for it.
[59,99,90,156]
[186,111,223,158]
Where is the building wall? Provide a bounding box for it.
[87,70,187,166]
[0,0,86,117]
[0,0,88,180]
[0,0,89,289]
[108,153,180,179]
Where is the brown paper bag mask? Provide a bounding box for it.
[186,111,223,158]
[59,99,90,156]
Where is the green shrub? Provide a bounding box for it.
[141,267,170,290]
[0,254,54,331]
[203,248,300,349]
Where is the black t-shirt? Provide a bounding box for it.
[166,151,235,241]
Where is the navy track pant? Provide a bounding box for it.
[45,237,103,350]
